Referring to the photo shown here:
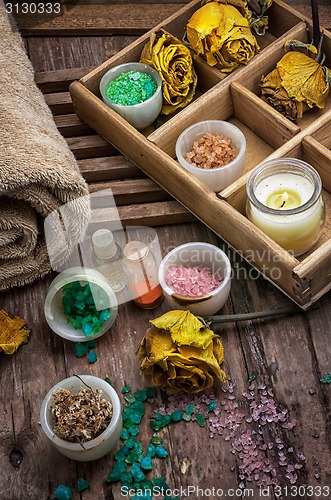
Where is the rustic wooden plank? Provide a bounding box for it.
[66,135,119,159]
[78,156,141,181]
[91,200,195,228]
[89,178,173,205]
[15,3,189,36]
[54,113,92,136]
[44,91,74,115]
[35,67,95,92]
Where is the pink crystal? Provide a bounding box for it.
[165,264,222,296]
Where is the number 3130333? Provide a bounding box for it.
[5,2,61,15]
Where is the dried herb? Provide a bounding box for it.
[51,386,113,443]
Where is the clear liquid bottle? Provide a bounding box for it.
[92,229,127,293]
[122,240,164,309]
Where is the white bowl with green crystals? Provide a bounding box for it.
[99,62,163,130]
[44,267,118,342]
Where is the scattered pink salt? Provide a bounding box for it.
[165,264,222,296]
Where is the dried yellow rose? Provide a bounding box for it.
[140,32,197,115]
[136,310,226,394]
[0,309,30,354]
[186,2,260,73]
[260,50,331,120]
[202,0,273,35]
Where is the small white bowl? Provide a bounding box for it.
[158,242,231,316]
[175,120,246,192]
[44,267,118,342]
[40,375,122,461]
[99,62,163,130]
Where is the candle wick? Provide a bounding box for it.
[279,191,289,208]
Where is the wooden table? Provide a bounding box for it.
[1,2,331,499]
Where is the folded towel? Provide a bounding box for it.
[0,3,90,291]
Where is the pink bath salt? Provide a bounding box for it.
[165,264,222,296]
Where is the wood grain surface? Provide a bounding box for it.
[1,2,331,500]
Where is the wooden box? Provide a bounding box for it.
[70,0,331,309]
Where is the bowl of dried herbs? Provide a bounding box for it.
[40,375,122,461]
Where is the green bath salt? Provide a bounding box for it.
[105,70,157,106]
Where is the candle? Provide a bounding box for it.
[246,159,325,256]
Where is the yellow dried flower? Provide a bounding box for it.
[0,309,30,354]
[136,310,226,394]
[186,2,260,73]
[202,0,273,35]
[140,32,197,115]
[260,49,331,120]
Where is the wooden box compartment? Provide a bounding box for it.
[70,0,331,308]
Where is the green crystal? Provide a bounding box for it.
[122,385,132,394]
[130,401,145,414]
[195,413,206,427]
[128,425,139,436]
[131,462,146,482]
[77,478,89,492]
[115,447,127,462]
[182,413,191,422]
[320,373,331,383]
[87,339,97,348]
[120,471,133,487]
[125,436,136,449]
[73,342,88,358]
[185,404,195,415]
[106,461,127,483]
[146,387,156,398]
[125,450,141,464]
[87,349,97,363]
[171,410,183,422]
[134,390,148,402]
[124,394,136,404]
[130,412,144,425]
[120,428,129,440]
[207,401,217,412]
[155,444,168,459]
[140,455,153,470]
[150,437,163,445]
[123,418,134,428]
[147,443,156,457]
[150,414,171,431]
[53,484,73,500]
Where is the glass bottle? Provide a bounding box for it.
[122,240,164,309]
[92,229,127,293]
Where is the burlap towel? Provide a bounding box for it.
[0,2,90,291]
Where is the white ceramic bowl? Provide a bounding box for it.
[99,62,163,130]
[44,267,118,342]
[175,120,246,192]
[158,242,231,316]
[40,375,122,461]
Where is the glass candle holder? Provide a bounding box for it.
[246,158,325,257]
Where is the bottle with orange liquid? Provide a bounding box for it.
[122,240,164,309]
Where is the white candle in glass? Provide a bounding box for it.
[246,159,325,256]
